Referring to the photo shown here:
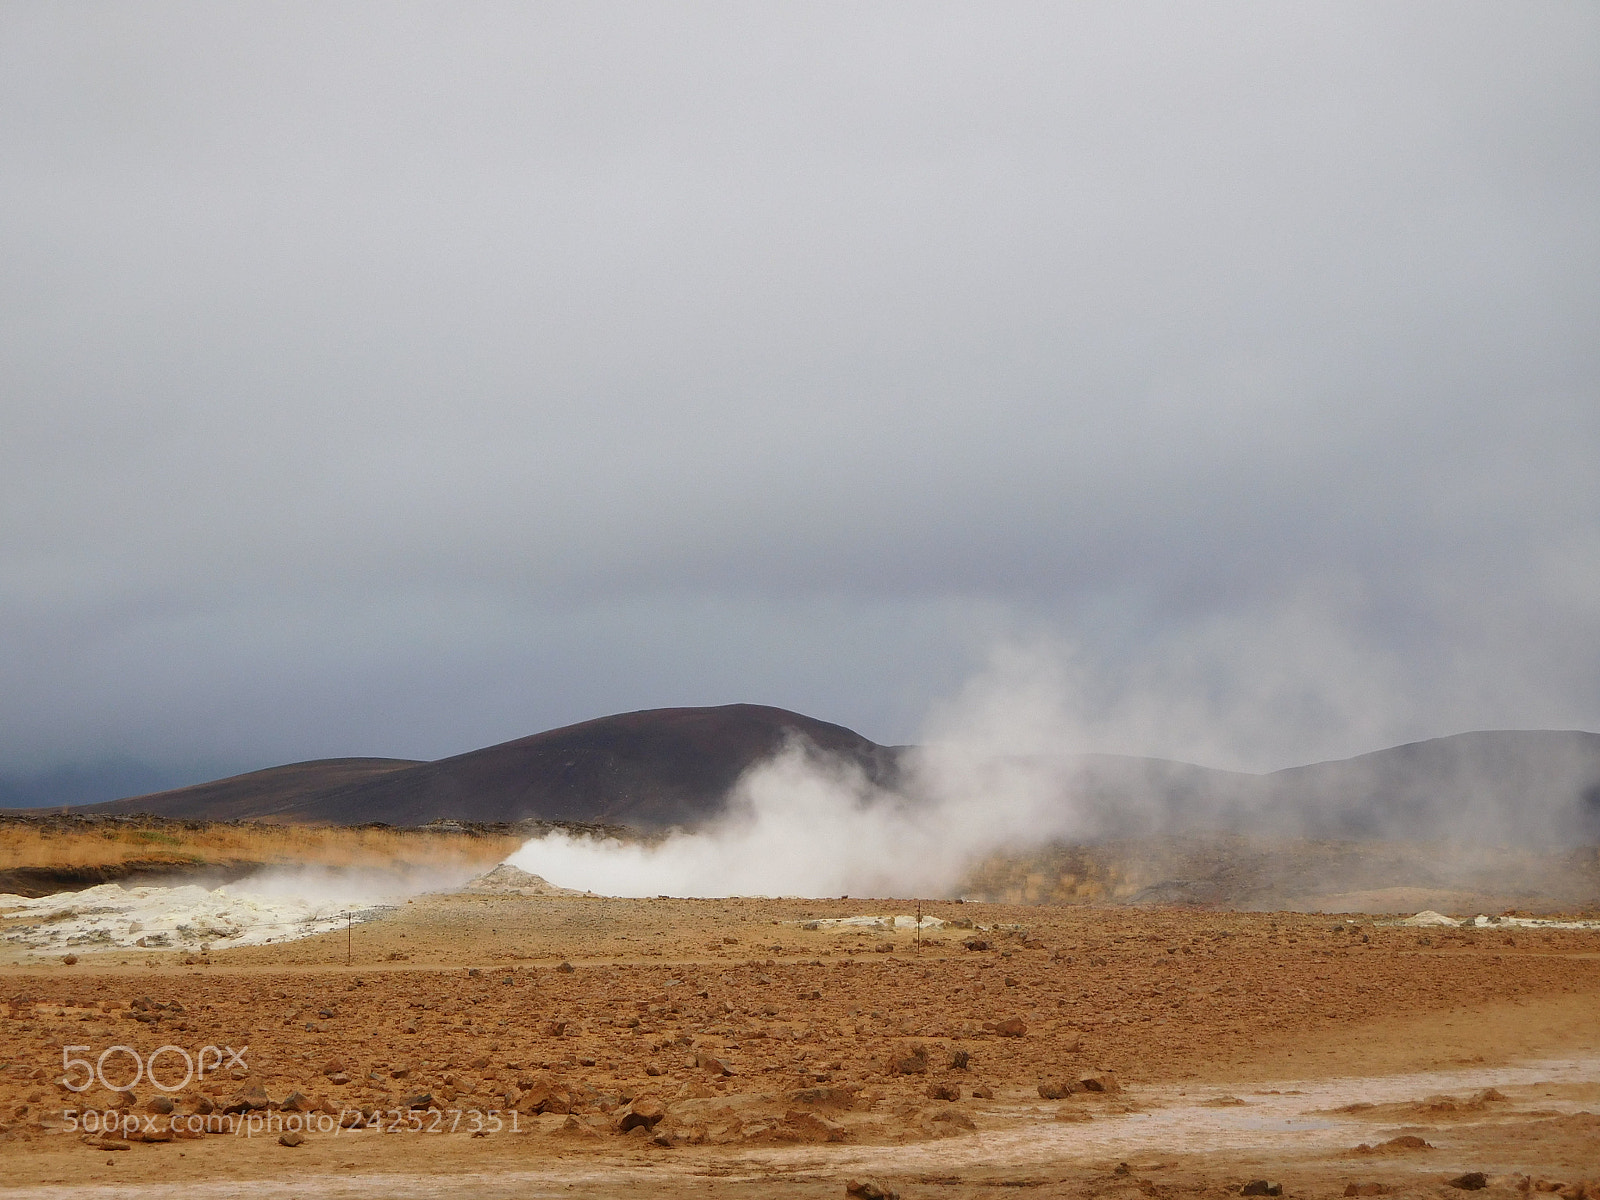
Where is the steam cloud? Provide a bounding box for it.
[507,640,1600,898]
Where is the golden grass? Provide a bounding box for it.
[0,822,521,873]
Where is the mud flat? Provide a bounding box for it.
[2,894,1598,1199]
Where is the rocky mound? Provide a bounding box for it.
[459,863,587,897]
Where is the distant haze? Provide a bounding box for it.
[2,4,1596,779]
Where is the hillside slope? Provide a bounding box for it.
[83,705,898,829]
[70,758,423,821]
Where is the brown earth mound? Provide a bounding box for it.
[71,705,901,830]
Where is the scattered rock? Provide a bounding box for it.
[886,1045,930,1075]
[1448,1174,1489,1192]
[278,1130,304,1147]
[616,1097,665,1132]
[1038,1079,1076,1100]
[62,954,78,965]
[279,1091,314,1113]
[922,1107,976,1135]
[994,1017,1027,1037]
[1355,1135,1432,1153]
[695,1051,736,1076]
[788,1085,858,1110]
[1240,1182,1282,1196]
[223,1084,271,1114]
[1078,1072,1120,1093]
[926,1081,960,1101]
[846,1181,899,1200]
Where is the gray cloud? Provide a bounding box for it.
[1,3,1596,777]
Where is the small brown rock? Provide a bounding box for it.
[278,1130,305,1147]
[847,1178,900,1199]
[885,1046,929,1075]
[695,1050,736,1076]
[223,1084,271,1114]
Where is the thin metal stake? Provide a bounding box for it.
[346,911,352,966]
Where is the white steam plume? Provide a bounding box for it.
[507,645,1094,897]
[506,632,1600,898]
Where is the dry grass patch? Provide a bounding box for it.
[0,820,520,873]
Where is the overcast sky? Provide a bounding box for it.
[2,2,1597,781]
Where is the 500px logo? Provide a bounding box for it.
[60,1044,248,1093]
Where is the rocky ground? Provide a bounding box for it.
[2,893,1598,1199]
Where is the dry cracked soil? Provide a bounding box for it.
[3,893,1599,1200]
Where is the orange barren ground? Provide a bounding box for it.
[2,895,1599,1200]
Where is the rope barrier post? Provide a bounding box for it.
[346,911,352,966]
[915,900,922,956]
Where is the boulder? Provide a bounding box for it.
[616,1097,666,1132]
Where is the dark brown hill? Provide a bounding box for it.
[82,705,900,829]
[70,758,422,821]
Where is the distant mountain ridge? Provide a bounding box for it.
[34,711,1600,845]
[1031,729,1600,845]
